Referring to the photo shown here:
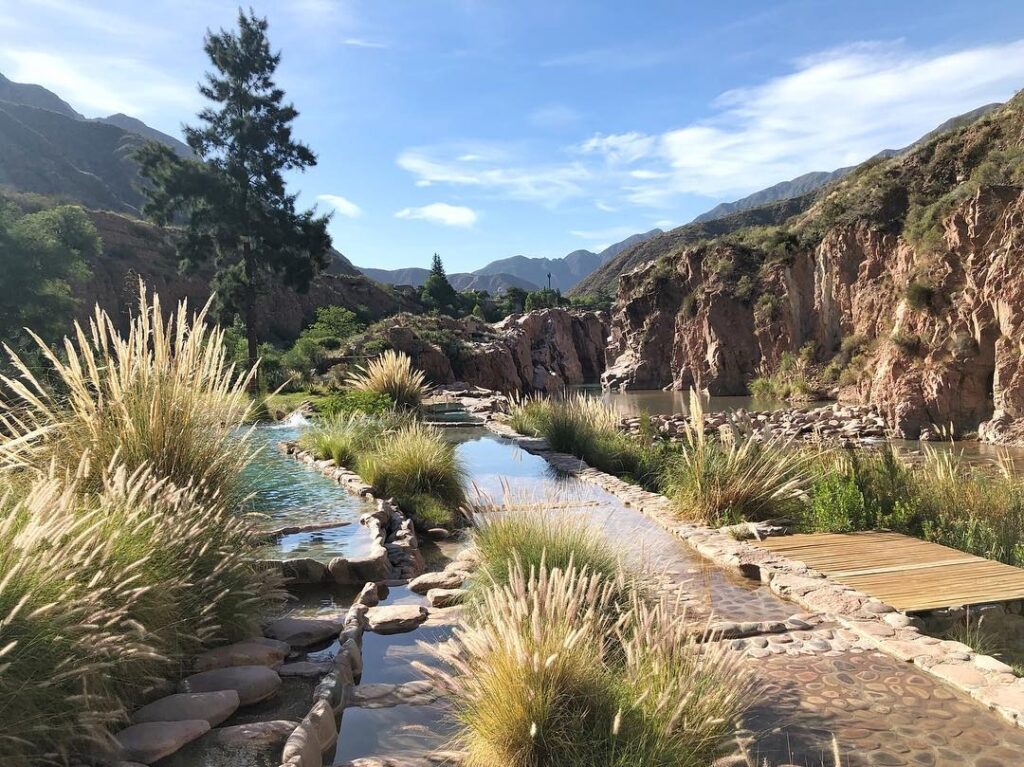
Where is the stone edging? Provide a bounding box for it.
[484,420,1024,728]
[267,441,425,586]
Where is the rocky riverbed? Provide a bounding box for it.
[620,402,890,445]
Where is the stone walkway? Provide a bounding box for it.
[476,423,1024,767]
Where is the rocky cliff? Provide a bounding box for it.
[605,96,1024,440]
[344,309,608,393]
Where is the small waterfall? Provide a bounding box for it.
[273,410,312,429]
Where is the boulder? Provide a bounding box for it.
[131,690,239,727]
[408,570,465,594]
[263,616,344,648]
[178,665,282,706]
[366,604,429,634]
[116,720,210,763]
[194,638,290,672]
[426,588,467,608]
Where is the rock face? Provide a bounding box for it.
[347,308,608,393]
[604,98,1024,440]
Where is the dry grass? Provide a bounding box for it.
[421,560,753,767]
[346,349,430,409]
[0,284,255,500]
[662,392,817,525]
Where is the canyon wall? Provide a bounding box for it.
[604,185,1024,439]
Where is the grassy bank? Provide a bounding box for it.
[0,288,279,765]
[506,391,1024,567]
[299,412,468,530]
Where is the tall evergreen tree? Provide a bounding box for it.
[420,252,459,315]
[136,10,331,382]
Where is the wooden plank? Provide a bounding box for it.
[754,531,1024,612]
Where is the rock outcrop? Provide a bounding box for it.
[348,308,608,394]
[604,97,1024,441]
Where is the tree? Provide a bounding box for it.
[136,10,331,384]
[420,253,460,316]
[0,203,96,352]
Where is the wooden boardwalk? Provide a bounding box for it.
[755,531,1024,612]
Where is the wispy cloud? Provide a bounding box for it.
[0,48,195,118]
[397,144,590,207]
[395,203,478,227]
[318,194,363,218]
[541,43,677,72]
[342,38,388,49]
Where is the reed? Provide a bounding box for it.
[346,349,430,409]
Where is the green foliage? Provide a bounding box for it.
[0,203,96,352]
[420,253,461,316]
[749,352,812,400]
[320,389,394,417]
[754,291,780,324]
[905,280,937,311]
[357,422,467,529]
[346,349,430,409]
[568,290,613,312]
[306,305,363,340]
[891,331,924,355]
[524,287,566,311]
[136,10,331,374]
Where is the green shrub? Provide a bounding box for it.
[320,389,394,417]
[357,422,467,529]
[891,331,923,355]
[905,280,936,311]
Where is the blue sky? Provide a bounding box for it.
[3,1,1024,272]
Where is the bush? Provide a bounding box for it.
[905,280,936,312]
[891,331,923,355]
[357,421,467,529]
[320,389,394,417]
[660,392,817,525]
[346,349,430,409]
[0,284,255,501]
[298,412,395,467]
[469,505,627,603]
[424,562,752,767]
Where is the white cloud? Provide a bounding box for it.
[342,38,387,49]
[395,203,478,227]
[0,48,195,118]
[398,39,1024,213]
[397,145,590,207]
[318,194,363,218]
[579,132,655,164]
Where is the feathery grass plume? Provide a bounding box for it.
[506,392,669,488]
[357,420,467,528]
[468,493,632,605]
[421,560,751,767]
[661,391,816,525]
[0,472,159,765]
[346,349,430,409]
[297,410,409,467]
[0,283,256,500]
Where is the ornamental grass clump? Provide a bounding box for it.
[661,391,816,525]
[469,500,631,605]
[356,421,467,528]
[346,349,430,409]
[421,560,753,767]
[297,411,408,467]
[0,284,255,500]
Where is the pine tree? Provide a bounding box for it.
[420,252,459,315]
[136,10,331,383]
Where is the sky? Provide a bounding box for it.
[3,1,1024,272]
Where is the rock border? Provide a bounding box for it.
[266,442,426,586]
[484,419,1024,728]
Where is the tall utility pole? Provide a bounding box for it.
[547,272,552,290]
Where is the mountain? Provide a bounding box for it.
[602,95,1023,440]
[358,266,539,293]
[0,72,190,212]
[572,103,1003,297]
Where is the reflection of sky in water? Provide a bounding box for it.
[244,423,376,560]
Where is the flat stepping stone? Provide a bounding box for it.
[194,639,290,672]
[426,588,466,608]
[408,570,465,594]
[178,665,282,706]
[366,605,428,634]
[205,719,298,747]
[348,680,441,708]
[279,660,333,677]
[132,690,239,726]
[116,720,210,763]
[337,752,466,767]
[157,719,299,767]
[264,616,343,647]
